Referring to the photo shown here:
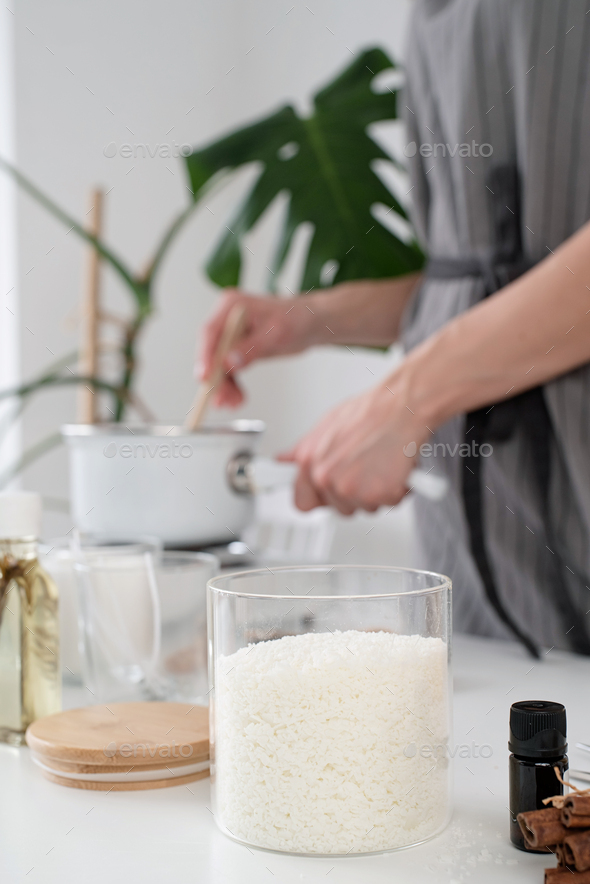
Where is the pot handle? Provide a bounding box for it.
[227,453,448,501]
[227,453,297,495]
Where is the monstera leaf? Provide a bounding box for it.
[185,48,424,291]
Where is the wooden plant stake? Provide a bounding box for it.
[78,188,103,424]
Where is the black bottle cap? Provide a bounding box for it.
[509,700,567,759]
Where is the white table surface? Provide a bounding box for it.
[2,633,589,884]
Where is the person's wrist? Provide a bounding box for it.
[386,345,450,437]
[299,287,348,347]
[376,370,433,453]
[393,323,473,432]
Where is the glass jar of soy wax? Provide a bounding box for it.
[208,565,452,856]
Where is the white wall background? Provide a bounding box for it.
[9,0,418,564]
[0,7,20,481]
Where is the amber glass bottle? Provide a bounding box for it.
[509,700,568,851]
[0,492,60,745]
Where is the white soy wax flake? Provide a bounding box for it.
[214,630,450,854]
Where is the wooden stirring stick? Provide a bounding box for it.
[185,303,247,431]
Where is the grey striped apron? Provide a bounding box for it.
[402,0,590,652]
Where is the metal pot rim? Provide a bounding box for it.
[61,420,265,438]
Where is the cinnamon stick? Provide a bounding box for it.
[563,797,590,828]
[553,843,571,867]
[564,816,590,829]
[565,797,590,815]
[563,831,590,872]
[518,808,568,848]
[545,868,590,883]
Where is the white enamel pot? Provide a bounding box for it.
[62,422,291,546]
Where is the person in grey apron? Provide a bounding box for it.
[199,0,590,656]
[400,0,590,656]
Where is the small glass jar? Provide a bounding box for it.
[208,565,452,856]
[0,492,60,745]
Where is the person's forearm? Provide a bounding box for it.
[300,272,422,348]
[398,220,590,428]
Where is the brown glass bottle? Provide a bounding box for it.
[509,700,568,851]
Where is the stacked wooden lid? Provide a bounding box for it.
[26,702,209,791]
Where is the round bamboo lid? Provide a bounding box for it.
[26,702,209,790]
[29,754,210,791]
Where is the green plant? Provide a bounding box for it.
[0,47,423,489]
[187,47,423,288]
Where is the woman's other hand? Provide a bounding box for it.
[279,376,431,514]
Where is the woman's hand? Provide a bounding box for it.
[198,289,315,407]
[280,376,431,514]
[197,274,421,407]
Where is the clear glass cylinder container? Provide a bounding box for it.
[208,565,452,856]
[153,551,218,703]
[73,541,161,703]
